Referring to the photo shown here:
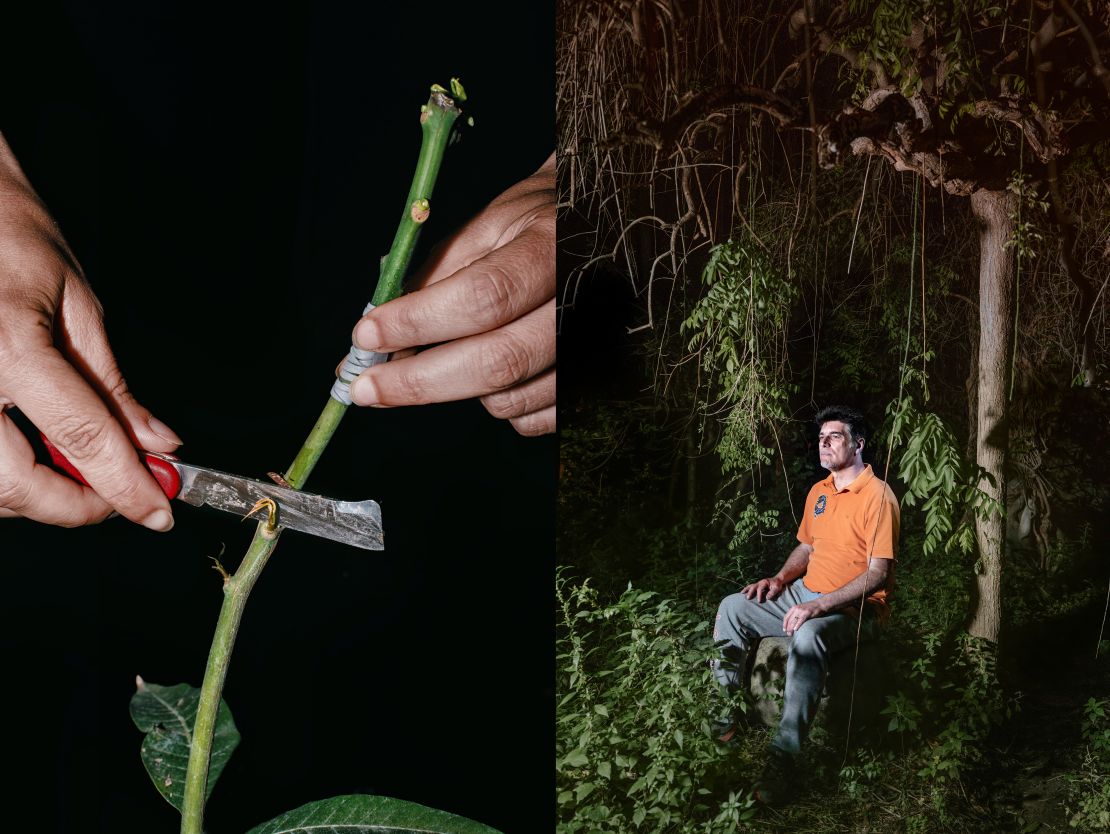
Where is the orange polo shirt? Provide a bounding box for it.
[796,464,899,613]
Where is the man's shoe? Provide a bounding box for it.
[714,719,741,744]
[712,704,757,745]
[753,748,796,806]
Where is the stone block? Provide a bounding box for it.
[746,635,888,738]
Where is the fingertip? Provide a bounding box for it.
[146,415,183,447]
[508,406,556,437]
[349,373,380,407]
[353,318,380,351]
[121,403,183,453]
[141,507,174,532]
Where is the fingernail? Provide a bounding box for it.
[349,375,378,406]
[353,319,380,351]
[147,416,183,445]
[142,508,174,532]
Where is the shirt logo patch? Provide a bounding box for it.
[814,495,827,517]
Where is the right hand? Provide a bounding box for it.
[348,153,556,436]
[0,134,182,529]
[742,577,785,603]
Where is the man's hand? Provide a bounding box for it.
[0,134,181,529]
[782,601,824,635]
[742,577,786,603]
[348,153,555,436]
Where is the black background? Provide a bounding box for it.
[2,3,553,832]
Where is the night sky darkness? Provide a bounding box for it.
[2,4,553,832]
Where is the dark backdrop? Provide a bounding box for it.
[1,3,553,832]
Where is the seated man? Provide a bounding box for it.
[711,405,899,805]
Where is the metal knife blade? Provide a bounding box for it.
[152,453,384,551]
[36,430,383,551]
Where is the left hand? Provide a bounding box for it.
[782,601,823,635]
[348,153,555,436]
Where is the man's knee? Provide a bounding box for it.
[718,591,755,619]
[790,621,831,656]
[714,592,752,640]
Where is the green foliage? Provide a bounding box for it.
[244,795,500,834]
[916,636,1015,782]
[682,239,797,551]
[1069,767,1110,831]
[841,0,1008,102]
[715,498,781,557]
[881,690,923,735]
[878,632,1019,820]
[683,238,796,477]
[1006,171,1051,261]
[1082,698,1110,762]
[555,574,746,833]
[885,390,1001,557]
[129,680,240,811]
[1066,698,1110,830]
[838,750,883,800]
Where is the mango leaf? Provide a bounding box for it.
[244,795,503,834]
[129,677,240,811]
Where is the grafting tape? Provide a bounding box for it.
[330,302,391,404]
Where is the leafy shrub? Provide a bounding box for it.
[877,630,1019,820]
[1067,698,1110,830]
[555,574,753,833]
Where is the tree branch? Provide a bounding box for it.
[1056,0,1110,97]
[599,83,800,151]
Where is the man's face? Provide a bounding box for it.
[818,420,861,472]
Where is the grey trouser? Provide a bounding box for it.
[711,579,875,756]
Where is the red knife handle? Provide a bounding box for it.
[39,432,182,500]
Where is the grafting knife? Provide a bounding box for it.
[40,434,383,551]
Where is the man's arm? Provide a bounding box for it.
[781,557,891,635]
[742,542,813,603]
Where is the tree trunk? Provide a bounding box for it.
[965,305,979,465]
[967,188,1017,643]
[686,422,698,527]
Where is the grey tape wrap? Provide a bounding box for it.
[330,302,391,404]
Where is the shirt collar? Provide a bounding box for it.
[821,464,874,493]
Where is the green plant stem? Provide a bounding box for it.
[179,87,462,834]
[285,396,349,490]
[373,89,462,306]
[181,529,279,834]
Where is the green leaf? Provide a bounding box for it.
[129,678,240,811]
[562,748,590,768]
[245,795,502,834]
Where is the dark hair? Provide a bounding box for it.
[815,405,868,446]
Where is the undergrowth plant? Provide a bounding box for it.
[128,81,499,834]
[555,573,755,833]
[1066,697,1110,830]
